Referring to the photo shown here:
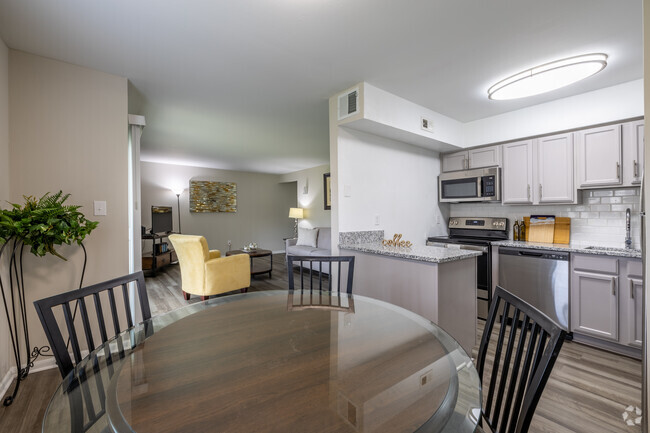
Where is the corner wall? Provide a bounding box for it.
[7,50,129,370]
[336,127,449,246]
[280,164,331,230]
[140,162,296,253]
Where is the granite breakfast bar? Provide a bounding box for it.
[339,231,481,354]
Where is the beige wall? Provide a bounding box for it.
[0,37,11,388]
[6,50,129,371]
[280,164,331,230]
[141,161,296,253]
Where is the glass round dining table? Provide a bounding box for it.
[42,290,481,433]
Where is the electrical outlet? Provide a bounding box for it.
[420,370,433,387]
[374,215,380,226]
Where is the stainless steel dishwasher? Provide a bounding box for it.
[498,246,569,330]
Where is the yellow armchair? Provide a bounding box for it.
[168,234,250,300]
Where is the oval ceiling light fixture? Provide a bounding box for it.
[488,53,608,100]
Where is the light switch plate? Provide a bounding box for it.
[94,200,107,216]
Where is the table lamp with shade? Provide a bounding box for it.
[289,207,304,238]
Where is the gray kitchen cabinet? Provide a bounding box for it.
[441,150,468,172]
[441,145,501,172]
[536,132,576,204]
[621,259,643,348]
[503,135,575,205]
[622,120,644,186]
[571,254,619,341]
[571,254,643,351]
[502,140,534,204]
[575,124,622,188]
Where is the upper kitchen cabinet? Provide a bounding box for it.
[502,141,534,204]
[441,151,468,172]
[441,145,501,172]
[622,120,644,186]
[576,124,622,188]
[536,133,575,203]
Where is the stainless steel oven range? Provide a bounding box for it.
[427,217,508,321]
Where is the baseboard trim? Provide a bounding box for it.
[0,350,80,398]
[0,367,17,400]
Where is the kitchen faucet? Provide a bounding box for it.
[625,208,632,249]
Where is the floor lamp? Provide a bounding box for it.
[289,207,304,238]
[172,188,183,233]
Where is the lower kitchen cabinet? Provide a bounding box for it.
[570,254,642,354]
[570,268,618,341]
[622,260,643,348]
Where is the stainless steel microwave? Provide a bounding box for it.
[438,167,501,203]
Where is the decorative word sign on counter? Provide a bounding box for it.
[382,234,412,248]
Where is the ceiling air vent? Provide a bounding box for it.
[337,88,359,120]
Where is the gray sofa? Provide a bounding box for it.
[286,227,331,273]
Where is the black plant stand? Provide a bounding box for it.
[0,237,87,406]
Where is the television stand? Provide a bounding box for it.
[142,232,177,275]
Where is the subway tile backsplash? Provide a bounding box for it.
[449,188,641,249]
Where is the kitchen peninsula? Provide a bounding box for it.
[339,231,480,353]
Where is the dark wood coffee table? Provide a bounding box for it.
[226,248,272,277]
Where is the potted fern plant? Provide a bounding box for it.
[0,191,98,406]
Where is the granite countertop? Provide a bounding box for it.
[492,240,642,259]
[339,242,482,264]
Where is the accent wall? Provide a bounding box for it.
[140,161,296,254]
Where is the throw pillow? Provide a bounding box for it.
[296,227,319,247]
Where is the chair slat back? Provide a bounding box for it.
[286,255,355,294]
[34,271,151,378]
[476,286,566,433]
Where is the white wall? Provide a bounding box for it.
[336,127,449,246]
[7,50,129,372]
[140,162,296,253]
[0,37,11,394]
[362,82,464,151]
[280,164,331,230]
[464,80,644,147]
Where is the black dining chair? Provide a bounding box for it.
[34,271,151,378]
[34,271,152,432]
[475,285,566,433]
[286,255,355,294]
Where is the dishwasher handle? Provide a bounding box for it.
[517,250,544,257]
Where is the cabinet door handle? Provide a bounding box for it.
[539,184,542,199]
[630,279,635,299]
[616,162,621,179]
[613,279,617,296]
[465,158,469,170]
[634,160,638,178]
[527,184,531,200]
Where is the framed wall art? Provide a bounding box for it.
[323,173,331,210]
[189,180,237,213]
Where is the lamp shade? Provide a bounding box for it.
[289,207,304,219]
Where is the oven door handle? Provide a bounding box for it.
[456,244,489,253]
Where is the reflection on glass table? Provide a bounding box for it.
[42,291,481,433]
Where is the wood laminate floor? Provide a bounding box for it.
[0,254,642,432]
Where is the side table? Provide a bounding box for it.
[226,248,273,278]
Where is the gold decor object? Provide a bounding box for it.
[382,234,412,248]
[189,180,237,213]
